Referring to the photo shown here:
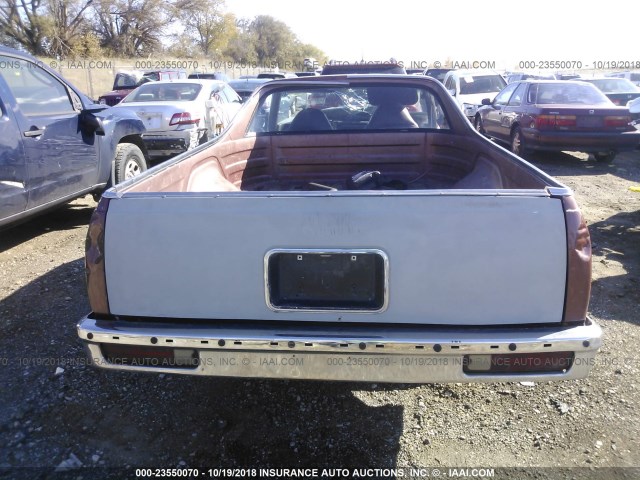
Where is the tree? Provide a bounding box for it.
[222,19,256,65]
[47,0,94,57]
[91,0,169,56]
[173,0,235,57]
[0,0,100,58]
[0,0,51,55]
[248,15,295,67]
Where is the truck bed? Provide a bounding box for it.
[122,131,552,194]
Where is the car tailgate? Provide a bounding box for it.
[103,192,567,326]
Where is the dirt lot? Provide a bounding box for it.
[0,150,639,479]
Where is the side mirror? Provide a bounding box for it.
[79,111,106,136]
[448,89,456,97]
[481,98,492,106]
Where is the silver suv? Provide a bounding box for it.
[443,70,506,120]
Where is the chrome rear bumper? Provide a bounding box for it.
[77,316,602,383]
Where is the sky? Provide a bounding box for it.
[225,0,637,72]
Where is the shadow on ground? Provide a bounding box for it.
[0,199,95,253]
[588,209,640,325]
[0,259,404,471]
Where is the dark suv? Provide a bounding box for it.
[321,62,407,75]
[0,46,148,228]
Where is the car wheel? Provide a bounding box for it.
[474,115,486,135]
[593,151,616,163]
[114,143,147,184]
[511,126,525,157]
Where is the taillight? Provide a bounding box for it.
[169,112,200,126]
[85,198,110,316]
[562,196,591,324]
[535,115,556,129]
[604,115,631,128]
[535,114,576,129]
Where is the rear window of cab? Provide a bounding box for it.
[247,85,451,134]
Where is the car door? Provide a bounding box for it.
[0,56,99,208]
[483,82,518,138]
[0,87,28,222]
[496,83,528,142]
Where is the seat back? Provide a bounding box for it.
[366,86,419,129]
[289,108,333,131]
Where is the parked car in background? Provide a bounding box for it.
[228,78,271,103]
[257,72,297,80]
[188,72,230,82]
[295,72,319,77]
[321,62,407,75]
[606,71,640,87]
[628,96,640,129]
[443,70,507,120]
[554,73,582,81]
[581,77,640,106]
[302,57,320,72]
[0,46,148,229]
[111,79,241,159]
[506,73,555,83]
[98,70,187,106]
[424,68,455,83]
[475,80,640,162]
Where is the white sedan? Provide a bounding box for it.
[112,79,242,159]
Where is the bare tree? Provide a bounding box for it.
[91,0,169,56]
[0,0,51,55]
[47,0,93,57]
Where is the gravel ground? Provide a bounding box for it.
[0,150,638,479]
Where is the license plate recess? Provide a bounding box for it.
[266,250,387,312]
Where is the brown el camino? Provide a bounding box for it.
[475,80,640,162]
[78,75,602,383]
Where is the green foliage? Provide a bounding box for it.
[0,0,52,56]
[249,15,295,66]
[67,31,104,58]
[91,0,169,56]
[0,0,327,66]
[174,0,236,56]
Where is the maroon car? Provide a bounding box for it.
[475,80,640,162]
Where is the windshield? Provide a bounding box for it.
[528,83,612,105]
[459,75,506,95]
[114,73,141,89]
[123,83,203,102]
